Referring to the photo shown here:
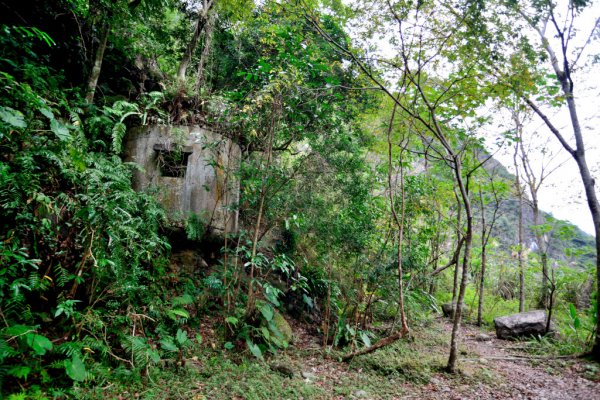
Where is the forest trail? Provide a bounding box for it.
[422,320,600,400]
[281,318,600,400]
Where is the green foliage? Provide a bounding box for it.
[185,213,207,241]
[1,0,597,395]
[79,351,326,399]
[225,300,292,360]
[349,324,449,384]
[0,23,180,395]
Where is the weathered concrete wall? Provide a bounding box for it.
[124,125,240,234]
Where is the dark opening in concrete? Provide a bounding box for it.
[154,144,193,178]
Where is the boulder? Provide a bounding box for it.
[494,310,550,340]
[475,333,493,342]
[271,310,294,344]
[270,362,294,377]
[441,302,468,318]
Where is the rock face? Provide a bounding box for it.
[494,310,549,339]
[441,302,468,318]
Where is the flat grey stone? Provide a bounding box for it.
[494,310,552,340]
[301,371,317,380]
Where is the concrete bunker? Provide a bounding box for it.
[124,125,240,234]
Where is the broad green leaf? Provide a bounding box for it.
[260,303,274,322]
[50,119,70,141]
[0,107,26,128]
[302,294,314,308]
[264,285,281,306]
[39,107,54,120]
[4,325,32,336]
[65,353,86,382]
[246,340,263,360]
[360,331,371,348]
[26,333,53,355]
[176,328,188,345]
[260,326,270,340]
[268,321,283,339]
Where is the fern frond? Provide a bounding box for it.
[53,263,70,288]
[111,122,127,154]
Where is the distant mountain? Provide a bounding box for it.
[481,156,595,269]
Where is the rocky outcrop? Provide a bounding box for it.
[494,310,550,339]
[441,302,468,318]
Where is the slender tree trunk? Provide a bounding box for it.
[451,188,462,306]
[477,191,486,326]
[530,197,549,308]
[323,261,333,349]
[513,143,525,312]
[193,13,214,93]
[177,14,206,83]
[177,0,214,84]
[85,23,109,104]
[514,111,554,309]
[447,157,473,373]
[245,101,277,316]
[546,266,556,333]
[478,244,487,324]
[386,99,409,336]
[429,211,442,295]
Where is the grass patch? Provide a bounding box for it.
[76,351,326,400]
[348,324,449,384]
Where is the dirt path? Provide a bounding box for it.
[286,318,600,400]
[409,321,600,400]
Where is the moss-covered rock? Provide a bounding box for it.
[271,310,293,344]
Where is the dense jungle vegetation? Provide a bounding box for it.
[0,0,599,398]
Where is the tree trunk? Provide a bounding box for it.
[447,157,473,373]
[341,330,404,362]
[528,192,549,309]
[177,11,207,83]
[429,211,442,295]
[386,98,410,336]
[245,100,277,316]
[513,142,525,312]
[451,188,462,306]
[546,267,556,333]
[477,241,486,326]
[517,9,600,360]
[573,150,600,359]
[85,23,109,104]
[193,13,214,93]
[477,190,486,326]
